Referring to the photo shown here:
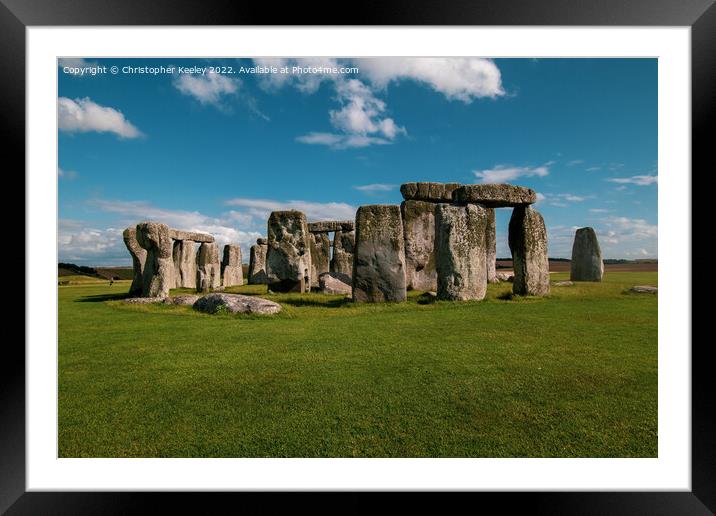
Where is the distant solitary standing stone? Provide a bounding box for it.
[570,227,604,282]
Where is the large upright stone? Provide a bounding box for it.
[221,244,244,287]
[453,184,537,208]
[352,205,406,303]
[570,227,604,281]
[330,229,355,278]
[196,242,221,292]
[309,232,331,288]
[435,203,488,301]
[401,200,437,291]
[136,222,174,298]
[123,227,147,296]
[266,210,312,293]
[400,182,462,202]
[508,206,550,296]
[248,240,269,285]
[485,208,497,283]
[172,240,197,289]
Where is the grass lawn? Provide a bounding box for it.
[58,271,657,457]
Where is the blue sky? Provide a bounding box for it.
[58,57,657,265]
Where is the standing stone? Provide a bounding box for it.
[435,203,488,301]
[309,232,331,288]
[401,200,437,291]
[248,240,269,285]
[123,227,147,296]
[352,205,406,303]
[135,222,174,298]
[508,206,550,296]
[266,210,311,293]
[570,227,604,281]
[330,229,355,279]
[485,208,497,283]
[221,244,244,287]
[172,240,196,289]
[196,242,221,292]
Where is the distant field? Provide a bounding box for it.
[58,271,657,458]
[496,260,658,273]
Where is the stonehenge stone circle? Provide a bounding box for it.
[485,208,497,283]
[352,205,407,303]
[435,203,488,301]
[221,244,244,287]
[309,232,331,288]
[508,206,550,296]
[308,220,354,233]
[196,242,221,292]
[123,227,147,296]
[400,182,462,202]
[172,240,197,289]
[401,200,437,291]
[248,240,269,284]
[453,184,537,208]
[570,227,604,282]
[330,229,355,279]
[265,210,312,293]
[136,221,175,298]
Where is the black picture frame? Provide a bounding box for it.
[4,1,710,513]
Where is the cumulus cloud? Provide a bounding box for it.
[353,183,396,193]
[173,71,239,107]
[224,197,356,223]
[606,175,658,186]
[58,97,142,138]
[473,163,550,183]
[355,57,505,102]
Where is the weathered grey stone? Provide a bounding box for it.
[256,237,268,245]
[352,205,406,303]
[308,220,354,233]
[485,208,497,283]
[330,229,355,278]
[193,293,282,315]
[309,232,331,288]
[496,271,514,282]
[508,206,550,296]
[453,184,537,208]
[400,182,462,202]
[435,203,488,301]
[570,227,604,282]
[164,294,200,305]
[136,222,175,298]
[123,296,165,304]
[553,280,574,287]
[401,200,437,291]
[319,272,352,295]
[221,244,243,287]
[629,285,657,294]
[266,210,312,293]
[196,242,221,292]
[172,240,196,289]
[168,229,214,243]
[123,227,147,296]
[248,243,268,285]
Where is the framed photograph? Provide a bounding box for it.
[6,0,711,512]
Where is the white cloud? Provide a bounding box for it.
[586,166,601,171]
[566,159,584,166]
[224,197,356,223]
[58,166,78,180]
[58,97,142,138]
[473,164,550,183]
[253,57,342,93]
[589,208,610,213]
[606,175,658,186]
[58,57,98,69]
[353,183,396,193]
[173,71,239,107]
[355,58,505,102]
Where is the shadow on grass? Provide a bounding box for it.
[279,297,350,309]
[75,292,131,303]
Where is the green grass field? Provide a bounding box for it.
[58,271,657,458]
